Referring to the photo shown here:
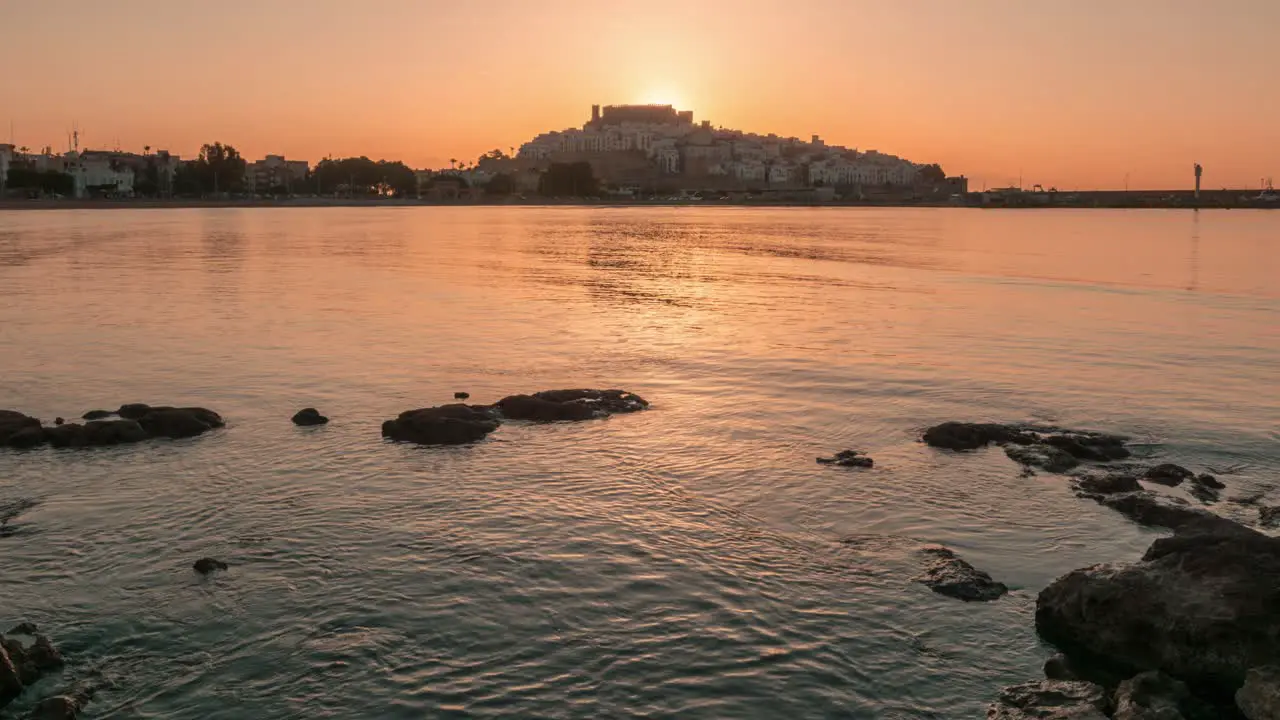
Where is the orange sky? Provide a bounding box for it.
[4,0,1279,190]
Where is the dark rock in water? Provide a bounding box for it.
[1043,654,1079,681]
[45,420,149,448]
[29,694,84,720]
[0,627,65,709]
[80,410,112,420]
[454,392,470,400]
[1196,474,1225,490]
[922,422,1021,451]
[115,403,152,420]
[136,407,224,439]
[382,404,500,445]
[6,624,39,637]
[495,389,648,422]
[1111,671,1190,720]
[1144,464,1195,487]
[1036,518,1280,698]
[1043,433,1132,462]
[0,499,39,531]
[1075,473,1143,496]
[922,422,1130,466]
[53,418,64,426]
[1,410,45,449]
[987,680,1109,719]
[1237,666,1280,720]
[1081,490,1220,530]
[816,449,873,468]
[1260,507,1280,528]
[291,408,329,426]
[1187,476,1221,504]
[917,545,1008,602]
[1006,444,1080,474]
[193,557,228,574]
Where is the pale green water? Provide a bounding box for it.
[1,207,1277,718]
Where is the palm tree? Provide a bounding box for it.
[449,158,457,170]
[144,145,151,155]
[18,146,29,155]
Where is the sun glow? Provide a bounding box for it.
[640,87,684,108]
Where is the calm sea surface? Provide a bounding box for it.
[1,207,1277,718]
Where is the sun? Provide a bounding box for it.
[640,87,684,109]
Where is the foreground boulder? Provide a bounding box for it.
[0,411,45,449]
[1237,666,1280,720]
[1036,518,1280,698]
[986,680,1109,719]
[816,450,873,468]
[917,545,1008,601]
[1,625,64,710]
[291,408,329,426]
[495,389,648,422]
[381,404,500,445]
[1111,671,1190,720]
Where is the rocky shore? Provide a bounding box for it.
[921,421,1278,718]
[3,404,1276,717]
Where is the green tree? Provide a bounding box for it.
[538,162,598,197]
[918,164,946,183]
[187,142,247,194]
[484,173,515,195]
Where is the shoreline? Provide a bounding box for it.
[2,197,1277,211]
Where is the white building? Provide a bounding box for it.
[71,153,134,197]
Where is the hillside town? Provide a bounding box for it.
[0,105,967,202]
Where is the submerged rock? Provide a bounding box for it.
[1075,473,1143,496]
[1260,507,1280,528]
[192,557,229,574]
[495,389,648,421]
[917,545,1008,602]
[1079,490,1220,530]
[0,626,65,710]
[291,408,329,426]
[453,392,470,400]
[28,694,83,720]
[1111,670,1189,720]
[1036,518,1280,698]
[986,680,1109,719]
[816,449,873,468]
[80,410,113,420]
[1187,476,1221,504]
[381,404,500,445]
[1237,666,1280,720]
[1006,444,1080,474]
[1143,464,1195,487]
[1195,474,1225,490]
[0,411,44,449]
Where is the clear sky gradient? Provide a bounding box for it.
[4,0,1278,189]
